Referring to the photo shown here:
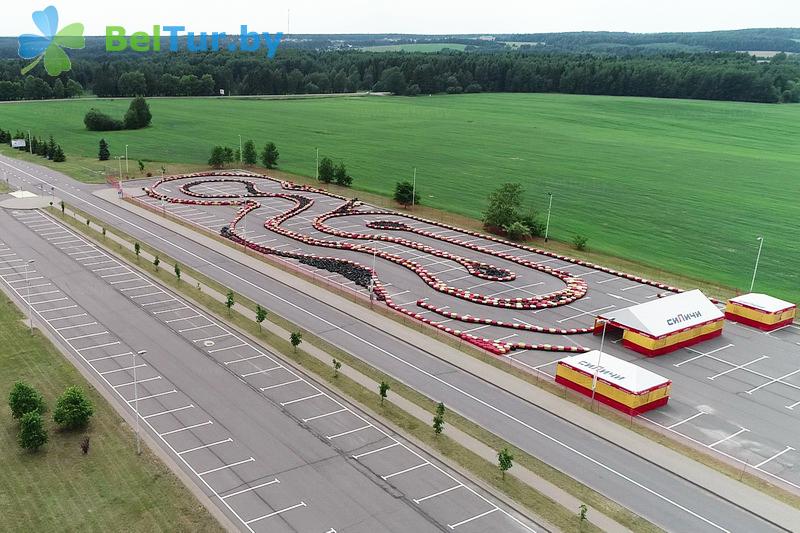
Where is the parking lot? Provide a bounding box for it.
[1,207,538,533]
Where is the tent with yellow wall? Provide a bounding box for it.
[725,293,796,331]
[556,351,671,415]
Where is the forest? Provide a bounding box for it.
[1,38,799,103]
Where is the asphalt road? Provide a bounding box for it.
[0,207,537,533]
[0,156,787,533]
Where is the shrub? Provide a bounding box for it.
[18,411,47,451]
[519,211,545,237]
[503,221,530,241]
[318,157,334,183]
[53,386,94,430]
[573,234,588,251]
[123,96,152,129]
[8,381,46,419]
[84,108,123,131]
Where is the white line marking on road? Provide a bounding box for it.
[99,364,146,375]
[327,425,372,440]
[241,365,282,377]
[667,412,705,429]
[708,428,749,448]
[707,356,768,380]
[164,314,202,323]
[77,341,120,351]
[303,408,348,423]
[143,404,194,419]
[114,376,161,388]
[244,502,306,525]
[128,390,177,402]
[754,446,795,468]
[448,508,498,529]
[160,421,212,436]
[746,369,800,394]
[197,457,255,476]
[675,344,734,367]
[87,351,133,362]
[208,342,248,353]
[260,378,301,390]
[66,330,109,341]
[178,437,233,455]
[414,484,463,504]
[220,478,280,499]
[55,321,97,331]
[281,392,323,406]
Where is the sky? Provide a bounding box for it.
[1,0,799,36]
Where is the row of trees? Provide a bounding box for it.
[0,75,82,101]
[208,141,279,169]
[8,381,94,451]
[0,128,66,162]
[2,47,799,103]
[84,97,153,131]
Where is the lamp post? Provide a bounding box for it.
[133,350,145,455]
[125,145,129,176]
[315,148,319,181]
[749,236,764,293]
[27,130,32,154]
[544,192,553,242]
[411,167,417,208]
[238,135,243,166]
[25,259,35,332]
[591,317,614,407]
[117,156,123,181]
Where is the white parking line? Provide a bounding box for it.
[327,425,371,440]
[674,344,735,367]
[414,484,463,504]
[302,408,348,423]
[114,376,161,388]
[281,392,323,406]
[99,364,146,375]
[448,508,498,529]
[66,330,109,341]
[241,365,282,377]
[667,412,705,429]
[220,478,280,499]
[557,305,614,324]
[708,428,749,448]
[129,390,177,402]
[160,421,212,436]
[208,342,248,353]
[143,404,194,419]
[382,462,429,480]
[244,502,306,525]
[746,368,800,394]
[197,457,255,476]
[164,314,202,323]
[260,378,301,390]
[707,356,768,380]
[754,446,795,468]
[76,341,120,351]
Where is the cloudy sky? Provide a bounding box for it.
[2,0,799,36]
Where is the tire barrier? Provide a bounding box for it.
[141,171,676,355]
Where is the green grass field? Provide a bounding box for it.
[359,43,467,52]
[0,292,222,531]
[1,93,798,301]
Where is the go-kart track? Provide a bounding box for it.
[138,171,800,495]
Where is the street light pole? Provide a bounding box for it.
[25,259,35,332]
[238,135,243,166]
[544,192,553,242]
[315,148,319,181]
[134,350,145,455]
[125,145,129,175]
[591,317,614,407]
[750,237,764,293]
[411,167,417,208]
[117,156,122,181]
[27,130,32,154]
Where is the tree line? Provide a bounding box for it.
[1,47,799,103]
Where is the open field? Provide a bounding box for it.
[0,293,222,531]
[359,43,467,52]
[0,93,799,301]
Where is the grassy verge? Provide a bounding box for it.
[54,203,663,532]
[120,195,800,508]
[0,288,222,531]
[0,179,9,193]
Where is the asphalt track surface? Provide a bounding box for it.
[143,172,800,495]
[0,208,538,533]
[0,156,789,533]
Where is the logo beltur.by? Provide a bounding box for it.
[18,6,85,76]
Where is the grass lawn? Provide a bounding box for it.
[359,43,467,52]
[1,93,798,301]
[0,292,223,532]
